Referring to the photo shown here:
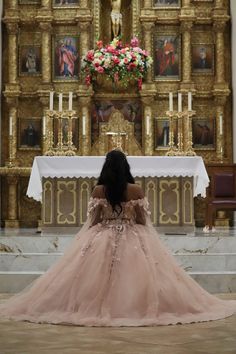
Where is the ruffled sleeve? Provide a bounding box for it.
[87,197,105,227]
[130,197,151,225]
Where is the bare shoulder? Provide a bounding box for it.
[91,185,105,198]
[127,183,145,200]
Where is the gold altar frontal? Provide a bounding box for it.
[42,176,194,234]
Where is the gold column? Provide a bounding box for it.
[6,23,18,84]
[39,97,49,155]
[214,21,226,84]
[181,21,192,85]
[5,176,20,228]
[182,0,191,7]
[41,0,51,7]
[80,97,91,156]
[80,0,88,7]
[8,0,18,8]
[142,22,154,83]
[40,22,52,84]
[143,0,152,7]
[79,22,90,57]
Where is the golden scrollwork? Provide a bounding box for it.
[0,0,233,227]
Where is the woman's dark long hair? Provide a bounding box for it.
[97,150,135,213]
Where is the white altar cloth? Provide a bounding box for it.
[27,156,209,202]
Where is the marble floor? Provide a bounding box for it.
[0,294,236,354]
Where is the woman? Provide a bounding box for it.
[0,150,236,326]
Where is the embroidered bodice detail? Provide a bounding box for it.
[87,197,150,227]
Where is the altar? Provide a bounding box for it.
[27,156,209,234]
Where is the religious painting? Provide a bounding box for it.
[53,0,79,7]
[153,0,180,8]
[192,118,215,149]
[153,33,181,80]
[155,118,177,149]
[19,45,41,76]
[18,117,41,150]
[53,35,80,81]
[91,100,142,146]
[18,0,40,4]
[192,44,214,75]
[53,118,79,148]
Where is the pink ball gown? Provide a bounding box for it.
[0,197,236,326]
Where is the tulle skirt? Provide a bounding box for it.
[0,221,236,326]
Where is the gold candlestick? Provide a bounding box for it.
[185,110,196,156]
[166,111,178,156]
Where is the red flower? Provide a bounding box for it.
[112,56,120,65]
[96,40,103,49]
[86,50,94,61]
[138,78,142,90]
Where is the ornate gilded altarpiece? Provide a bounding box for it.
[0,0,232,228]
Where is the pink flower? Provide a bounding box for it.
[106,45,115,54]
[96,66,104,73]
[131,37,139,47]
[120,48,126,54]
[123,57,129,64]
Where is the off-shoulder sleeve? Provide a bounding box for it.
[87,197,105,227]
[131,198,151,225]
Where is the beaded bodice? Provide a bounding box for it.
[88,197,150,226]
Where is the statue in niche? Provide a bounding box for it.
[110,0,122,38]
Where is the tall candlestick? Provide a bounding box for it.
[49,91,54,111]
[82,116,86,136]
[169,92,173,112]
[188,91,192,111]
[178,93,182,112]
[68,92,73,111]
[219,114,223,135]
[59,93,63,112]
[146,116,150,135]
[9,116,13,136]
[43,116,46,136]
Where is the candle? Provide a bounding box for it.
[219,114,223,135]
[68,92,73,111]
[49,91,54,111]
[9,116,13,136]
[188,91,192,111]
[59,93,63,112]
[178,92,182,112]
[43,116,46,136]
[169,92,173,112]
[146,116,150,135]
[82,116,86,135]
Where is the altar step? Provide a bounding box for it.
[0,235,236,293]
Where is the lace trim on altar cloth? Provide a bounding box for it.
[87,197,151,217]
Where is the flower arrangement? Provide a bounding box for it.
[81,37,153,90]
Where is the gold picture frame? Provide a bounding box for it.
[153,0,181,8]
[192,44,214,75]
[153,30,181,81]
[19,45,41,76]
[192,118,215,150]
[154,117,178,150]
[18,117,42,150]
[52,35,80,82]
